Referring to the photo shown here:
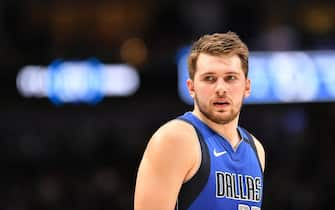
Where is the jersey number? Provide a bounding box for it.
[238,204,260,210]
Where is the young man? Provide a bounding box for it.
[134,32,265,210]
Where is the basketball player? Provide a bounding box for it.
[134,32,265,210]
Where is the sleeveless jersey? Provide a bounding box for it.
[176,112,263,210]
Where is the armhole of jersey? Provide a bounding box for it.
[240,127,264,176]
[175,118,211,210]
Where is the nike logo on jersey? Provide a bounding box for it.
[214,148,227,157]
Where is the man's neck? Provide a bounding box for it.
[192,110,241,149]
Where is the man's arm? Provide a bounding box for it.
[134,120,199,210]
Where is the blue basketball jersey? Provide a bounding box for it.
[176,112,263,210]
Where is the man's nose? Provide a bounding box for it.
[215,78,227,96]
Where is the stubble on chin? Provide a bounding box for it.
[194,95,239,125]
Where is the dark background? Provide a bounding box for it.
[0,0,335,209]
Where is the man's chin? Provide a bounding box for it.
[211,112,238,124]
[209,115,232,124]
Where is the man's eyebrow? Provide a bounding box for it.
[199,71,242,77]
[199,72,216,76]
[224,71,240,75]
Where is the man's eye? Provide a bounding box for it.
[204,76,215,81]
[226,75,237,81]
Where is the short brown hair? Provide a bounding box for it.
[187,32,249,80]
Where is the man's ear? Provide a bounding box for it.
[244,78,251,98]
[187,79,195,98]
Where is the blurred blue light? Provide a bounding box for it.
[177,46,193,105]
[47,59,104,105]
[16,59,140,105]
[247,53,271,103]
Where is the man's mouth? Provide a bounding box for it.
[213,101,230,106]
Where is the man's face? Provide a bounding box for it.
[187,53,251,124]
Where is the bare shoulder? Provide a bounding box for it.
[152,119,197,144]
[134,120,200,209]
[250,134,266,172]
[143,119,199,171]
[145,119,198,160]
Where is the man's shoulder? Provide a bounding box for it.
[248,133,265,153]
[241,128,264,149]
[143,119,201,175]
[249,133,266,172]
[152,119,197,143]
